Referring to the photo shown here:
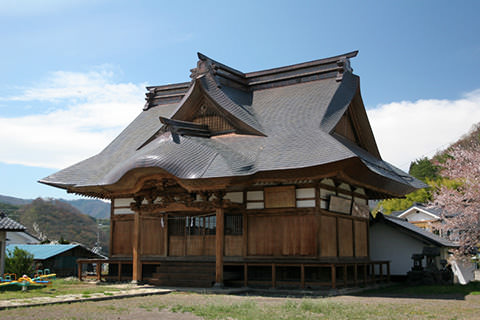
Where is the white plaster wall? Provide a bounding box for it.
[405,212,435,222]
[370,223,427,275]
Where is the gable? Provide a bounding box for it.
[332,87,381,158]
[399,206,440,221]
[164,76,265,138]
[190,99,236,135]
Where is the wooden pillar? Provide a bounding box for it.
[271,264,276,288]
[163,214,168,257]
[387,262,391,282]
[354,263,358,286]
[215,207,224,286]
[132,211,142,283]
[118,263,122,282]
[109,199,114,258]
[363,263,367,286]
[96,262,101,281]
[77,261,82,281]
[371,263,376,284]
[244,263,248,287]
[300,264,305,289]
[331,264,336,289]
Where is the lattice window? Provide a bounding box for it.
[192,104,235,134]
[168,217,186,236]
[204,215,216,235]
[169,215,217,236]
[225,214,243,235]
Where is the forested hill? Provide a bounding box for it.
[17,198,100,247]
[0,194,110,219]
[59,199,110,219]
[0,197,109,252]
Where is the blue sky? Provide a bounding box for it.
[1,0,479,200]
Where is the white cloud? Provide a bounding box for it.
[0,67,146,169]
[368,89,480,171]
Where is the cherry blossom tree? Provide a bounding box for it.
[431,143,480,257]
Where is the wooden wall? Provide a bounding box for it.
[110,211,369,259]
[111,215,134,256]
[110,180,370,261]
[247,214,317,256]
[140,216,165,256]
[169,235,216,256]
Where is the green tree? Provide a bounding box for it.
[409,157,439,182]
[58,235,70,244]
[374,177,459,215]
[4,247,34,276]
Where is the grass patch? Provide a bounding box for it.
[0,278,121,300]
[168,298,447,320]
[171,301,262,320]
[139,304,154,312]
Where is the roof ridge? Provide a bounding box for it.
[245,51,358,78]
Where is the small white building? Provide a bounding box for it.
[370,213,455,277]
[392,203,441,232]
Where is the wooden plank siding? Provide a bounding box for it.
[108,182,371,287]
[338,218,354,257]
[140,216,165,256]
[110,209,369,260]
[111,215,134,256]
[247,213,317,256]
[354,220,368,257]
[320,215,337,257]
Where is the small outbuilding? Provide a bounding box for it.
[370,213,456,279]
[6,244,104,277]
[0,212,27,276]
[392,203,442,232]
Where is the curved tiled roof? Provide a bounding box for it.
[0,212,26,231]
[40,52,426,197]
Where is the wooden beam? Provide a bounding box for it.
[132,211,142,283]
[215,207,225,286]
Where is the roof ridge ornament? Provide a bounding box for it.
[336,58,353,82]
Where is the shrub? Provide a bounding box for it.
[5,247,34,277]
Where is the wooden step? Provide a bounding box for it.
[152,272,214,281]
[149,278,215,288]
[155,265,214,273]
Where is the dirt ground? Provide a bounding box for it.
[1,291,480,319]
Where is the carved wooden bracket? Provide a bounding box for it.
[129,178,231,213]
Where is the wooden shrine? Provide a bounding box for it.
[42,51,425,288]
